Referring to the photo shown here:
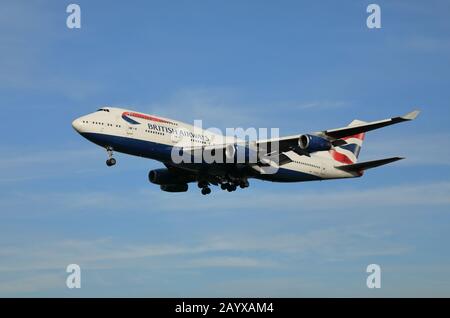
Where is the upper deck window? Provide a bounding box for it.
[97,108,110,112]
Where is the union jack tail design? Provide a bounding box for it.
[329,120,366,164]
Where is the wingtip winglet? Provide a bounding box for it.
[402,110,420,120]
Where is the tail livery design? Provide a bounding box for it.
[330,120,366,164]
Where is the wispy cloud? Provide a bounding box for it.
[0,226,409,272]
[183,256,277,269]
[141,87,264,128]
[0,148,104,183]
[139,87,350,130]
[294,100,350,110]
[0,148,100,167]
[0,224,411,295]
[136,181,450,211]
[0,145,155,184]
[0,272,64,295]
[404,35,450,53]
[2,181,449,216]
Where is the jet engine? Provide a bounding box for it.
[149,168,186,185]
[298,134,332,153]
[160,184,188,192]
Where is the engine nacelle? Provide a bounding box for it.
[298,134,332,153]
[160,184,188,192]
[149,168,184,185]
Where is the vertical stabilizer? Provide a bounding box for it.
[329,120,366,164]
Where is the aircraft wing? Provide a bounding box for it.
[177,110,419,167]
[255,110,420,151]
[317,110,420,139]
[178,141,292,166]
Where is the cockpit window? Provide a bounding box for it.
[96,108,110,112]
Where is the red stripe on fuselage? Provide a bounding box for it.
[122,112,175,125]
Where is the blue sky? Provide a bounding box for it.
[0,0,450,297]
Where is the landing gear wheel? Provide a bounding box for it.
[198,181,208,189]
[220,183,227,190]
[105,147,116,167]
[106,158,116,166]
[201,187,211,195]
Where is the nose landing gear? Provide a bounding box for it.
[106,147,116,166]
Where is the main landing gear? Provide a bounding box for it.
[220,180,249,192]
[106,147,116,167]
[198,181,212,195]
[201,187,211,195]
[220,183,236,192]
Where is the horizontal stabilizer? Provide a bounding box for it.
[321,110,420,139]
[335,157,404,172]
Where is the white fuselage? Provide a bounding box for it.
[72,107,356,182]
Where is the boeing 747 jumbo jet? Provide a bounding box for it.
[72,108,419,195]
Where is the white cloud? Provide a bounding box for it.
[0,148,100,167]
[403,35,450,53]
[0,148,104,183]
[183,256,278,269]
[0,225,409,273]
[141,87,263,128]
[2,181,449,216]
[139,87,350,130]
[0,223,413,295]
[0,272,64,295]
[136,181,450,212]
[294,100,350,110]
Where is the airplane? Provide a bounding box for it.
[72,107,419,195]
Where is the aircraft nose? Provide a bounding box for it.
[72,118,82,132]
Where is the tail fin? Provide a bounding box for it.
[329,120,366,164]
